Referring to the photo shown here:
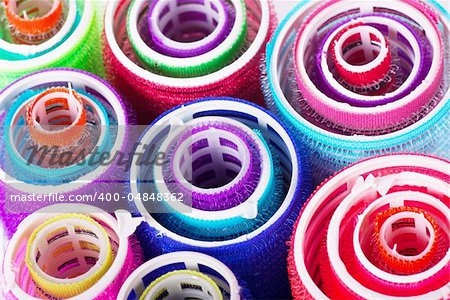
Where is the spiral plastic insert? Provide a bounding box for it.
[25,213,113,298]
[26,85,87,147]
[4,204,145,299]
[293,0,443,130]
[331,22,391,88]
[119,252,244,299]
[316,14,423,103]
[154,117,270,215]
[131,98,307,298]
[3,0,63,37]
[288,154,450,299]
[127,0,246,77]
[264,0,450,182]
[139,114,279,241]
[3,204,145,299]
[147,0,231,58]
[374,206,439,274]
[140,270,222,300]
[103,0,275,122]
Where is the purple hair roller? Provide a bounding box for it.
[147,0,232,58]
[160,118,264,212]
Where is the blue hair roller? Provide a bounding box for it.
[130,97,311,299]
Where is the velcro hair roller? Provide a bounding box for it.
[0,68,132,238]
[103,0,277,123]
[263,0,450,183]
[2,204,144,299]
[288,154,450,299]
[130,97,311,298]
[0,0,105,89]
[119,251,252,299]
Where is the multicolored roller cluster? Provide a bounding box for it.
[0,68,131,237]
[103,0,277,122]
[264,0,450,182]
[0,0,104,88]
[131,98,310,298]
[288,154,450,299]
[0,1,448,299]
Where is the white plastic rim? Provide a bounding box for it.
[0,225,6,283]
[268,0,450,142]
[292,154,450,299]
[334,25,388,73]
[353,190,450,284]
[117,251,241,300]
[128,0,244,68]
[320,15,421,101]
[130,100,299,247]
[0,0,76,56]
[3,203,144,300]
[104,0,270,86]
[152,116,272,220]
[329,173,450,283]
[294,0,442,115]
[150,0,227,50]
[142,270,222,300]
[27,216,111,284]
[6,84,108,174]
[0,69,126,194]
[0,0,93,70]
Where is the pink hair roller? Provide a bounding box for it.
[288,154,450,299]
[0,69,132,238]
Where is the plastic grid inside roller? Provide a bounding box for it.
[288,154,450,299]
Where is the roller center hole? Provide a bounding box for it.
[383,215,432,257]
[30,89,83,132]
[157,0,221,43]
[178,131,245,189]
[340,28,383,66]
[34,225,101,279]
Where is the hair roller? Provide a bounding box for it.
[103,0,277,123]
[3,0,63,37]
[0,0,105,89]
[0,68,132,238]
[119,251,252,299]
[288,153,450,299]
[130,97,311,298]
[263,0,450,184]
[2,203,144,299]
